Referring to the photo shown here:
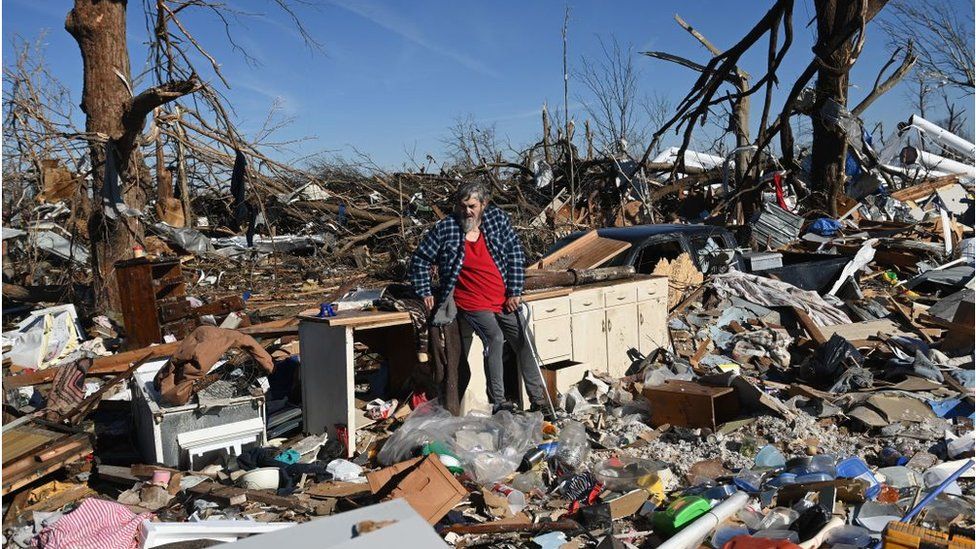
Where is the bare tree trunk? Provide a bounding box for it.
[66,0,199,313]
[811,0,888,215]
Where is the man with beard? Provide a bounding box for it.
[409,181,553,419]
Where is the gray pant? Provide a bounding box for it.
[461,309,548,408]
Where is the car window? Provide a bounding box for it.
[688,234,725,274]
[633,239,684,274]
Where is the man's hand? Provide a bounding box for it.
[423,295,435,312]
[504,296,522,313]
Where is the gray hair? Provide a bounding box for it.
[453,180,490,204]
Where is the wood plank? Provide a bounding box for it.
[2,442,93,495]
[792,307,827,344]
[299,310,411,328]
[2,426,59,464]
[529,230,598,269]
[890,175,959,202]
[818,319,912,342]
[530,230,631,271]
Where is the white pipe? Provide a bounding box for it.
[798,516,844,549]
[901,147,976,179]
[909,115,976,160]
[657,492,750,549]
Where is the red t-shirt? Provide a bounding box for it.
[454,232,506,313]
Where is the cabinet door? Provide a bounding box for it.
[571,309,608,374]
[605,303,639,378]
[638,297,669,355]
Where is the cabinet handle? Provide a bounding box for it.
[545,307,557,313]
[607,319,612,331]
[547,337,558,342]
[601,319,606,332]
[616,295,626,300]
[582,301,592,306]
[639,313,644,324]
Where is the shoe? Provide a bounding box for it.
[528,403,558,422]
[492,401,517,414]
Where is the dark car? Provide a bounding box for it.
[547,224,743,275]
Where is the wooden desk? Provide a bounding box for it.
[298,310,413,457]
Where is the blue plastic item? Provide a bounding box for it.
[880,447,908,467]
[836,457,881,500]
[809,218,842,237]
[733,468,764,493]
[794,472,834,484]
[317,302,337,318]
[765,473,797,488]
[711,525,750,548]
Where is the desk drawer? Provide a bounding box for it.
[530,297,570,320]
[570,288,604,313]
[636,277,668,301]
[533,317,572,361]
[604,283,637,307]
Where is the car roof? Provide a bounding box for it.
[571,224,731,245]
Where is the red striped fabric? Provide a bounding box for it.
[31,498,152,549]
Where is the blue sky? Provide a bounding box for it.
[4,0,973,169]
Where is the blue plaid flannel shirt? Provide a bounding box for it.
[408,204,525,303]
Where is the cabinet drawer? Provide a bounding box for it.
[570,288,604,313]
[530,296,570,320]
[604,283,637,307]
[533,317,572,361]
[636,277,668,301]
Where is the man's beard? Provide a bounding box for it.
[459,214,479,233]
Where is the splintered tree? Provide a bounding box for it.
[64,0,319,313]
[808,0,889,215]
[66,0,200,313]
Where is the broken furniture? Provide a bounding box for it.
[130,358,267,468]
[298,310,416,457]
[115,257,196,348]
[460,275,669,414]
[642,380,740,431]
[366,455,468,524]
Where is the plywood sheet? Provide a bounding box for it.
[530,230,631,270]
[2,426,59,465]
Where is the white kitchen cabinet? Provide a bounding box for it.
[460,276,668,414]
[605,302,639,378]
[638,296,669,355]
[571,308,608,374]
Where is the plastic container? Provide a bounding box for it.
[855,501,902,532]
[789,454,836,476]
[555,421,589,470]
[239,467,280,490]
[793,472,834,484]
[511,470,545,493]
[751,529,800,543]
[733,468,764,493]
[755,507,799,530]
[755,445,787,469]
[594,456,663,491]
[493,483,526,515]
[825,524,873,547]
[764,473,797,488]
[711,525,750,548]
[876,466,919,489]
[836,457,881,499]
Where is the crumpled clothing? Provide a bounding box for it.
[43,357,91,421]
[153,326,274,406]
[711,271,851,327]
[31,498,151,549]
[828,366,874,393]
[729,328,793,368]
